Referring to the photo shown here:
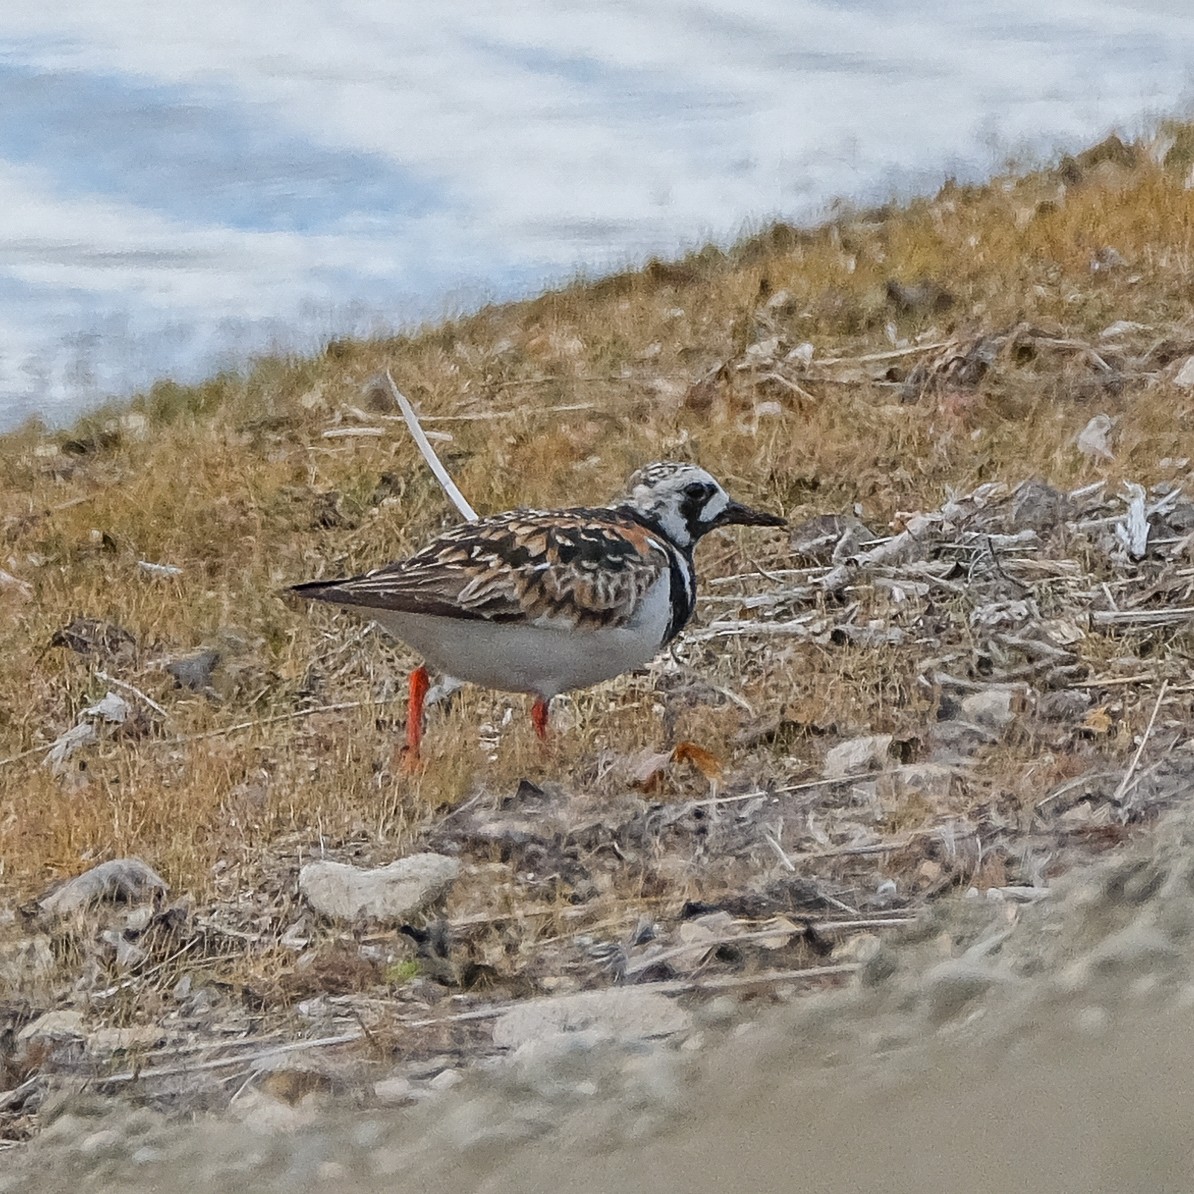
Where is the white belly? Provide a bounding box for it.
[367,574,673,698]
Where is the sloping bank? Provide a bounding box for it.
[7,791,1194,1192]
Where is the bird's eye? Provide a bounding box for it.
[683,481,709,499]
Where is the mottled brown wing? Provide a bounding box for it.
[289,509,671,629]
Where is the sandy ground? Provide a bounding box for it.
[8,798,1194,1194]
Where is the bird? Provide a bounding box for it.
[288,461,785,759]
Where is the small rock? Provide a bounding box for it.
[1037,690,1091,722]
[229,1088,321,1134]
[1075,414,1115,460]
[762,288,797,315]
[923,961,1009,1023]
[822,734,893,780]
[373,1076,415,1106]
[1099,320,1148,339]
[85,1025,166,1057]
[82,692,131,724]
[917,860,944,884]
[122,904,156,933]
[836,932,882,963]
[39,858,168,917]
[1089,246,1126,272]
[428,1068,463,1092]
[1009,479,1068,532]
[1173,355,1194,389]
[1059,801,1102,830]
[79,1129,123,1157]
[298,853,459,925]
[1086,925,1179,975]
[928,719,997,763]
[99,929,148,969]
[492,988,691,1051]
[164,648,221,691]
[743,337,781,364]
[19,1010,85,1043]
[0,568,33,603]
[960,687,1024,732]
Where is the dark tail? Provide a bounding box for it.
[282,577,354,606]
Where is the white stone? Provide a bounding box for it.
[83,692,131,723]
[85,1024,166,1056]
[960,687,1024,731]
[1174,355,1194,389]
[1075,413,1114,460]
[373,1076,415,1106]
[1098,320,1147,339]
[19,1010,85,1042]
[822,734,893,779]
[743,336,780,363]
[298,853,459,925]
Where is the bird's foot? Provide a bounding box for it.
[531,696,550,741]
[403,665,430,767]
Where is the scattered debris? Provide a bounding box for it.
[6,128,1194,1162]
[42,722,97,772]
[788,514,876,564]
[137,560,184,578]
[47,618,136,662]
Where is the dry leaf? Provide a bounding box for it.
[757,916,800,949]
[671,741,724,781]
[1082,706,1114,735]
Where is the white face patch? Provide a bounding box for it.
[700,489,729,525]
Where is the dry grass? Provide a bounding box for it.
[2,127,1194,1008]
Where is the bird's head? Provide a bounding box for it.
[621,461,786,549]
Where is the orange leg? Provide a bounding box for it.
[405,665,430,760]
[531,696,550,740]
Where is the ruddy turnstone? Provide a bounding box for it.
[289,461,784,757]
